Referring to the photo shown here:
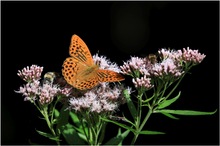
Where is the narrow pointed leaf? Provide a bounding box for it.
[105,128,130,145]
[69,112,81,127]
[56,104,69,133]
[160,112,179,120]
[157,109,217,116]
[77,132,87,141]
[36,129,60,141]
[138,130,165,135]
[143,95,154,103]
[54,109,60,118]
[69,111,85,134]
[62,123,86,145]
[123,89,137,121]
[157,91,181,109]
[72,124,86,135]
[101,117,135,133]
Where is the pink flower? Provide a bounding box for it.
[158,47,206,65]
[158,48,182,61]
[16,65,69,104]
[69,83,126,113]
[15,80,40,102]
[120,57,150,76]
[182,47,206,64]
[69,97,91,111]
[132,76,153,89]
[102,102,118,112]
[150,58,183,77]
[93,54,122,73]
[17,65,43,82]
[59,87,73,97]
[90,101,102,113]
[38,83,60,105]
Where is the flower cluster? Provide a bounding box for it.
[15,65,72,105]
[121,57,150,76]
[38,83,60,105]
[17,65,43,82]
[150,58,183,77]
[69,83,126,113]
[182,47,206,64]
[121,47,206,89]
[93,54,122,73]
[158,47,206,64]
[15,80,40,102]
[132,76,153,89]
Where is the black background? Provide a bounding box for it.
[2,1,219,145]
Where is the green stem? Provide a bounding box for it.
[80,114,90,145]
[98,121,106,145]
[131,108,153,145]
[50,96,60,124]
[160,82,168,100]
[136,92,143,126]
[164,74,185,100]
[43,107,60,146]
[33,101,60,146]
[139,108,153,133]
[131,91,144,145]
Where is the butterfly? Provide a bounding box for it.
[62,34,125,90]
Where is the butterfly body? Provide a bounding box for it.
[81,65,99,77]
[62,34,124,90]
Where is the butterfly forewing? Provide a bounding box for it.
[97,69,125,82]
[69,35,94,66]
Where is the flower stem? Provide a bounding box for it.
[98,121,106,145]
[131,108,153,145]
[43,107,60,146]
[164,74,185,100]
[33,102,60,145]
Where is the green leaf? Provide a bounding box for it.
[160,112,179,120]
[101,117,135,133]
[77,132,87,142]
[123,89,137,121]
[143,95,154,103]
[54,109,60,118]
[62,123,86,145]
[69,112,81,127]
[138,130,165,135]
[56,104,69,133]
[157,91,181,109]
[69,112,87,134]
[36,129,60,141]
[105,128,130,145]
[156,109,217,116]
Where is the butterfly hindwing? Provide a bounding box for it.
[62,57,85,87]
[74,75,99,90]
[97,69,125,82]
[62,57,100,90]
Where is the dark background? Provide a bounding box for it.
[2,1,219,145]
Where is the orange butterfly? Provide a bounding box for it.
[62,34,125,90]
